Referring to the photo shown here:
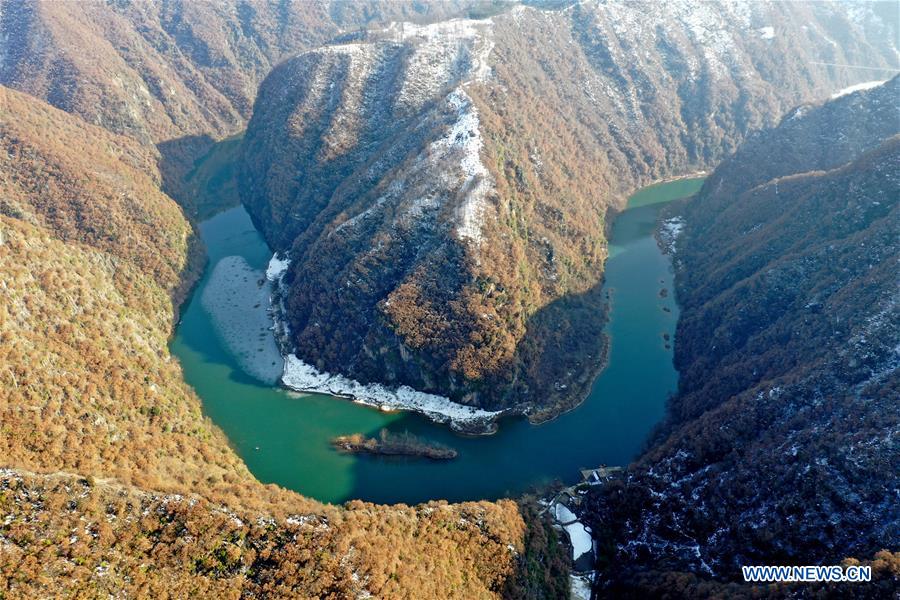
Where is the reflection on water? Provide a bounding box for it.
[170,178,704,504]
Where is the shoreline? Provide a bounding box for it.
[264,172,687,435]
[169,180,693,500]
[264,172,696,435]
[266,253,508,435]
[281,354,507,435]
[647,170,708,185]
[524,332,611,428]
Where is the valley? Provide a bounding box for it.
[580,78,899,597]
[171,177,702,505]
[2,1,897,597]
[239,0,897,421]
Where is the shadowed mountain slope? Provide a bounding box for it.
[582,79,899,596]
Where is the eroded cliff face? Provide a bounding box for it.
[240,1,897,417]
[582,79,899,594]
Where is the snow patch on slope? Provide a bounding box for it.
[570,574,593,600]
[669,0,742,79]
[387,18,495,112]
[565,521,593,559]
[658,216,686,254]
[831,80,888,99]
[266,253,291,281]
[551,500,593,561]
[757,26,775,40]
[318,44,380,159]
[312,17,497,248]
[555,503,577,523]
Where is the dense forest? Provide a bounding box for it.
[0,3,583,598]
[581,79,899,596]
[1,1,898,597]
[0,0,500,204]
[0,64,557,600]
[240,0,897,420]
[1,469,539,598]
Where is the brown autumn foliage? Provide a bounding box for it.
[0,85,242,501]
[0,85,544,598]
[0,0,503,203]
[3,1,894,596]
[238,1,896,419]
[0,469,527,599]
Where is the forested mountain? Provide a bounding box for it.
[582,79,899,597]
[1,0,898,597]
[0,81,552,599]
[0,0,490,203]
[239,0,897,420]
[0,84,216,493]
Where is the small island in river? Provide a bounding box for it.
[331,429,458,460]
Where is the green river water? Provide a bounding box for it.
[170,178,704,505]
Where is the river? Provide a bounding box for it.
[170,178,704,505]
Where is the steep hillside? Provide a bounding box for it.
[0,0,491,204]
[581,80,899,594]
[0,469,536,599]
[0,86,550,599]
[673,77,900,421]
[0,85,232,498]
[240,0,898,422]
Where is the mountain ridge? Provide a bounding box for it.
[0,0,495,204]
[581,78,899,596]
[239,0,899,422]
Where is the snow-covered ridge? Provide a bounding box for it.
[563,0,897,103]
[305,16,497,248]
[382,17,495,111]
[430,88,493,246]
[384,18,496,247]
[282,354,503,433]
